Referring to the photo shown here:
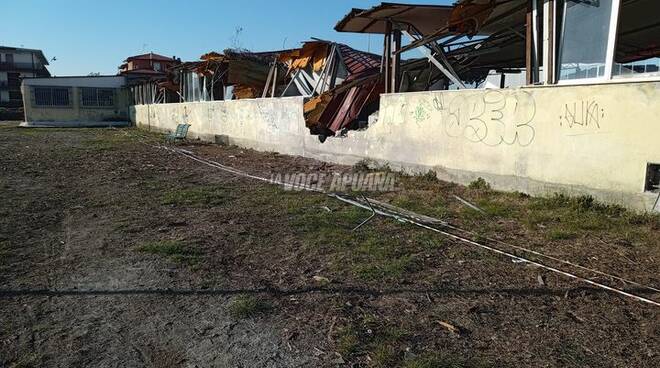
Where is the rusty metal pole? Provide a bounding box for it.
[383,21,392,94]
[526,0,533,85]
[392,29,402,93]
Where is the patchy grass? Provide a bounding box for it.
[336,326,361,357]
[284,192,439,282]
[353,253,418,281]
[227,295,273,319]
[161,186,228,207]
[82,132,132,151]
[391,194,449,219]
[416,170,439,183]
[403,353,494,368]
[547,229,579,241]
[137,240,201,264]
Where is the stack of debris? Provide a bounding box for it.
[173,49,290,102]
[279,40,383,138]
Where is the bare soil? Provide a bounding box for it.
[0,122,658,367]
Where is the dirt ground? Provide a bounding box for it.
[0,122,658,367]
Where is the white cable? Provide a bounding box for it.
[125,130,660,308]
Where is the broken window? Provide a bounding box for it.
[557,0,615,81]
[34,87,70,106]
[81,88,114,107]
[613,0,660,78]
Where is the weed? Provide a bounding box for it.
[336,326,360,357]
[417,170,439,183]
[477,198,516,218]
[531,194,624,216]
[353,159,374,172]
[468,177,491,191]
[626,211,660,227]
[227,295,272,318]
[371,344,398,367]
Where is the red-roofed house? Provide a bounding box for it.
[118,52,180,76]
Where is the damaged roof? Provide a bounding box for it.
[335,2,453,35]
[279,40,381,76]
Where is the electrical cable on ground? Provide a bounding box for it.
[123,129,660,307]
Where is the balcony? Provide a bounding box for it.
[0,62,47,72]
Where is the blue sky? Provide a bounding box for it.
[1,0,452,76]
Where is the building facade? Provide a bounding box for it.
[21,75,130,127]
[0,46,50,108]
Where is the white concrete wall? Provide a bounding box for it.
[133,97,307,157]
[131,82,660,211]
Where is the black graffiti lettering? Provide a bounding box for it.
[561,99,603,129]
[433,90,535,146]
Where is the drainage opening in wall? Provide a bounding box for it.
[645,163,660,192]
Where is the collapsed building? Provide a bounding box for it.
[135,41,388,140]
[129,0,660,211]
[337,0,659,89]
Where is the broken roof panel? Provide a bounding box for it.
[336,43,381,75]
[450,0,528,36]
[335,2,453,35]
[279,40,381,76]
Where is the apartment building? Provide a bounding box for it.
[0,46,50,108]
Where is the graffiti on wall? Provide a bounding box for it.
[393,90,537,147]
[559,99,604,129]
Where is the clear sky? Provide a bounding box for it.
[2,0,453,76]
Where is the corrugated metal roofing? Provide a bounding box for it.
[336,43,381,76]
[335,2,453,35]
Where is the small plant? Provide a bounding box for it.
[371,344,398,367]
[336,327,360,357]
[468,177,491,191]
[227,295,273,318]
[353,159,373,172]
[418,170,438,183]
[137,240,201,264]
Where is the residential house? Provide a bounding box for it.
[119,52,179,77]
[0,46,50,109]
[120,52,180,105]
